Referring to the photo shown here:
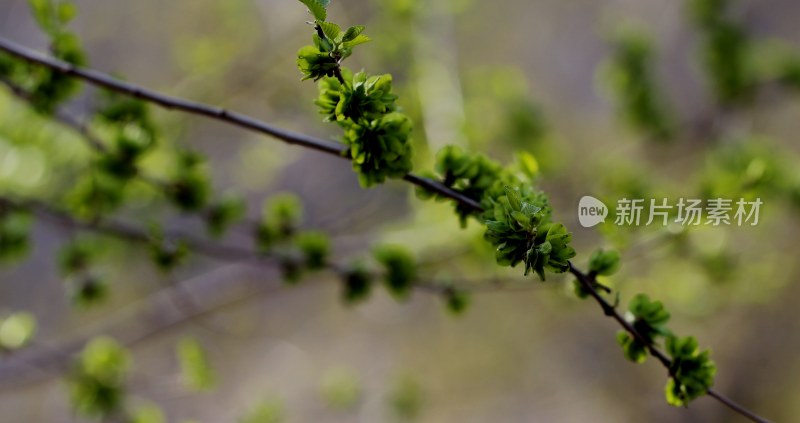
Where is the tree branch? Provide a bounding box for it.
[568,263,771,423]
[0,37,481,212]
[0,36,770,423]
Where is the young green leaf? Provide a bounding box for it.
[588,248,621,276]
[342,25,365,42]
[298,0,327,22]
[374,245,417,300]
[343,34,372,49]
[516,151,540,181]
[319,21,341,41]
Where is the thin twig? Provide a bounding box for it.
[568,262,771,423]
[0,37,481,211]
[0,37,771,423]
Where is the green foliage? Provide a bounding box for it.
[0,208,31,262]
[97,90,155,135]
[778,54,800,90]
[0,52,19,78]
[296,45,340,82]
[296,9,410,188]
[0,312,36,350]
[699,141,794,201]
[21,0,87,113]
[295,5,371,82]
[483,186,574,280]
[320,367,362,410]
[279,257,303,284]
[256,193,303,251]
[588,248,621,276]
[516,151,540,181]
[206,195,246,238]
[388,376,424,421]
[69,337,130,418]
[58,240,93,275]
[316,71,398,123]
[297,0,327,22]
[130,404,166,423]
[443,287,470,315]
[0,1,768,416]
[342,261,373,305]
[342,111,414,187]
[617,294,671,363]
[59,240,109,308]
[148,226,189,272]
[484,187,549,253]
[67,172,127,219]
[68,275,109,308]
[28,0,77,34]
[689,0,754,104]
[665,336,716,406]
[295,231,330,270]
[96,91,157,180]
[374,245,416,300]
[418,145,504,226]
[239,399,284,423]
[168,151,211,212]
[602,29,674,140]
[176,336,216,391]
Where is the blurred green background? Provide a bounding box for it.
[1,0,800,421]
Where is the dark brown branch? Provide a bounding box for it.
[0,37,481,212]
[0,37,770,423]
[568,262,771,423]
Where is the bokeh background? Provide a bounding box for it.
[1,0,800,421]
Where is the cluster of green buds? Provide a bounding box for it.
[296,0,413,187]
[373,244,417,300]
[167,151,212,213]
[69,337,130,419]
[601,29,675,140]
[95,91,157,180]
[414,145,575,281]
[316,70,398,122]
[0,206,30,262]
[0,0,86,113]
[665,335,717,407]
[255,194,331,283]
[58,240,108,307]
[67,171,127,220]
[483,186,575,280]
[617,294,716,406]
[296,0,371,82]
[205,195,246,238]
[341,111,413,186]
[616,294,672,363]
[417,145,504,226]
[689,0,754,105]
[148,224,189,273]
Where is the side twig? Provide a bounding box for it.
[568,262,771,423]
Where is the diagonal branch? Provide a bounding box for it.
[568,263,771,423]
[0,37,481,212]
[0,36,770,423]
